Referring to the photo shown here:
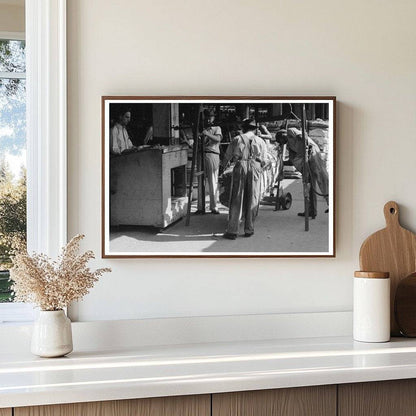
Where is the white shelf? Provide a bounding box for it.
[2,335,416,408]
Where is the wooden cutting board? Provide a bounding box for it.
[359,201,416,335]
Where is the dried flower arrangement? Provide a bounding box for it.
[10,234,111,311]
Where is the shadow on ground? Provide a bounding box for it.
[109,179,330,254]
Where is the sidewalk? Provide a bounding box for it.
[109,179,330,254]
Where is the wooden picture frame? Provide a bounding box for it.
[102,96,336,258]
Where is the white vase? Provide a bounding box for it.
[31,310,73,358]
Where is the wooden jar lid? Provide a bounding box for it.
[354,271,390,279]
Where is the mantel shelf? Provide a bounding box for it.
[2,335,416,409]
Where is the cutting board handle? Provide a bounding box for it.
[384,201,400,228]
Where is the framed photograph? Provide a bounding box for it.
[102,96,336,258]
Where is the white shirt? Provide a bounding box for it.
[224,131,267,166]
[110,123,134,155]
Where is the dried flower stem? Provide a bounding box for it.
[10,234,111,310]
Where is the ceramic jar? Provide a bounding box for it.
[31,310,73,357]
[353,271,390,343]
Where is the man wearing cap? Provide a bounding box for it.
[198,109,223,214]
[276,127,329,218]
[222,118,267,239]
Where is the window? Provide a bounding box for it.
[0,0,67,324]
[0,35,26,305]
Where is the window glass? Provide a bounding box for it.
[0,39,26,303]
[0,39,26,73]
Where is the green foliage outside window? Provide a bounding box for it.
[0,39,27,302]
[0,161,26,302]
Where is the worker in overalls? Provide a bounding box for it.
[222,118,267,240]
[276,127,329,218]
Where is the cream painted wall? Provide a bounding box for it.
[67,0,416,321]
[0,3,24,33]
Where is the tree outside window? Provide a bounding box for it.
[0,38,26,302]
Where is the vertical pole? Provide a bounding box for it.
[185,104,202,226]
[301,104,309,232]
[200,110,206,213]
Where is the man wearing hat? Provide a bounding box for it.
[198,109,223,214]
[222,118,267,239]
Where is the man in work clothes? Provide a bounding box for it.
[110,109,136,155]
[199,110,223,214]
[222,118,267,240]
[276,127,329,218]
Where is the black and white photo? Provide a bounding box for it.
[102,97,335,257]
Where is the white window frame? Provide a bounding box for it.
[0,0,67,323]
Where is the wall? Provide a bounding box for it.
[0,3,24,33]
[67,0,416,322]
